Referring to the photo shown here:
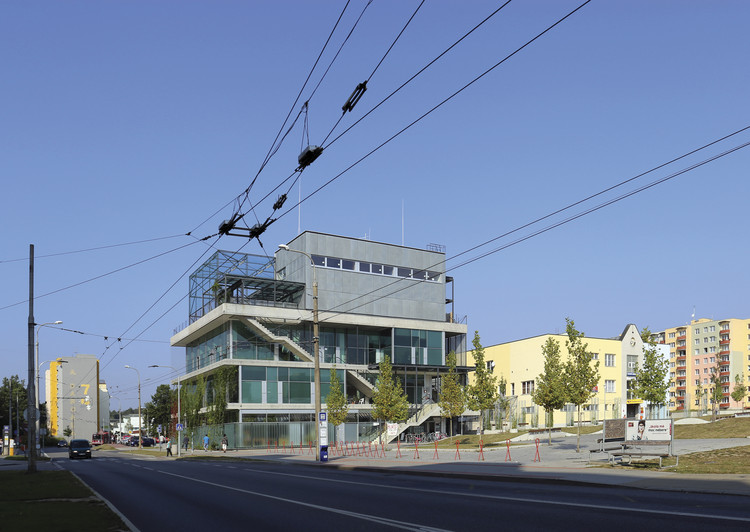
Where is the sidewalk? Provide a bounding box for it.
[178,433,750,497]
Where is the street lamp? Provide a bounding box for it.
[149,364,181,457]
[124,365,142,449]
[278,244,321,461]
[34,320,62,456]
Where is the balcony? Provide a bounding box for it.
[720,338,730,345]
[676,334,686,341]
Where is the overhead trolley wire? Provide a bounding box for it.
[0,239,205,312]
[279,0,588,221]
[250,0,353,191]
[321,0,514,148]
[0,233,189,265]
[312,125,750,324]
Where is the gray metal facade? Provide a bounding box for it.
[277,232,447,322]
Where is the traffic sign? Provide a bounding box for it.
[176,423,184,432]
[157,424,162,434]
[319,412,327,422]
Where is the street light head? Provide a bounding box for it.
[148,365,159,368]
[54,321,63,325]
[278,244,289,250]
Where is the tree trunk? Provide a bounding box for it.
[576,405,581,453]
[547,411,552,446]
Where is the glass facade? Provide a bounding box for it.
[186,324,230,373]
[241,366,345,405]
[393,328,443,365]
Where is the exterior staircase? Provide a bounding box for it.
[244,317,314,363]
[372,402,443,443]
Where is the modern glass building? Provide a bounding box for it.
[171,232,469,446]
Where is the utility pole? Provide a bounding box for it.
[27,244,37,472]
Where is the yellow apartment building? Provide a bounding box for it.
[655,317,750,413]
[470,324,668,428]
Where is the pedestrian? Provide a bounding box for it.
[183,435,189,453]
[166,437,173,457]
[221,434,228,453]
[203,434,209,451]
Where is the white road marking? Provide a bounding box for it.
[157,469,449,531]
[234,466,750,524]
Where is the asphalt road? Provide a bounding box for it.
[53,449,750,532]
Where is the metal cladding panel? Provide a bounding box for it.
[282,232,446,321]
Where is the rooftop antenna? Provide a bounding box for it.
[401,199,404,246]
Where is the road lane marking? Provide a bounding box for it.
[158,469,449,531]
[234,467,750,524]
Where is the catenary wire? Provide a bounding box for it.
[280,0,592,221]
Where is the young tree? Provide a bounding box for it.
[438,351,466,437]
[533,337,566,445]
[326,367,349,431]
[466,331,498,440]
[372,355,409,443]
[562,318,599,452]
[632,326,669,419]
[731,373,747,407]
[708,362,723,422]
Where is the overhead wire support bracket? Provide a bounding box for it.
[342,81,367,113]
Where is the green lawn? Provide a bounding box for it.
[0,470,127,531]
[674,417,750,439]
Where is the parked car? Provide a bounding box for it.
[68,439,92,459]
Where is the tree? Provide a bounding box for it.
[325,367,349,430]
[708,361,723,422]
[562,318,599,453]
[144,384,175,437]
[466,331,498,439]
[533,337,566,444]
[372,355,409,443]
[0,376,28,433]
[731,373,747,407]
[632,326,669,418]
[438,351,466,437]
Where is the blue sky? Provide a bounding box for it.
[3,1,749,409]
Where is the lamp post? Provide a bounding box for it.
[34,321,62,457]
[149,364,181,457]
[278,244,321,461]
[124,366,142,449]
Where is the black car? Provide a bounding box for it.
[68,439,92,459]
[57,440,68,448]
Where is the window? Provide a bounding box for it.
[668,332,676,339]
[709,346,716,353]
[704,327,708,333]
[710,356,716,363]
[605,354,616,367]
[695,328,700,334]
[591,353,599,360]
[694,349,700,355]
[695,379,700,386]
[710,336,716,342]
[694,339,701,345]
[710,325,716,332]
[695,369,700,375]
[696,359,700,365]
[511,383,515,396]
[605,380,615,393]
[522,380,535,395]
[704,368,709,374]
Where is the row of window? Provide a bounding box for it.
[311,254,441,282]
[514,379,617,395]
[694,336,718,344]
